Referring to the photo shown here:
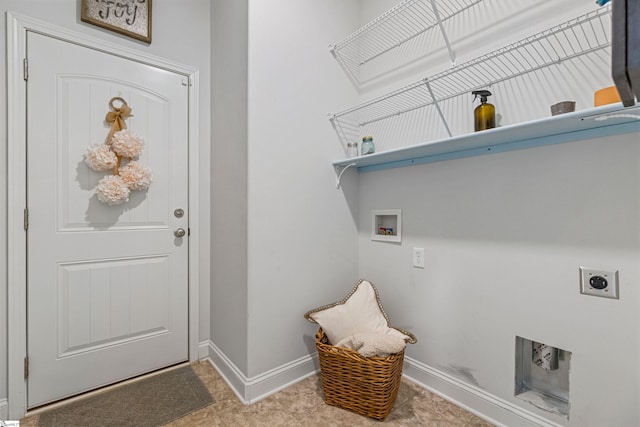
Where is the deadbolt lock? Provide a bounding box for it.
[174,208,184,218]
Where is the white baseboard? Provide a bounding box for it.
[199,340,564,426]
[200,340,319,404]
[403,357,565,427]
[198,340,211,361]
[0,398,8,420]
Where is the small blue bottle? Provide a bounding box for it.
[361,136,375,155]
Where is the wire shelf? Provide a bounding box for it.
[330,0,483,86]
[329,6,613,153]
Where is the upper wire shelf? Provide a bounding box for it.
[329,5,613,150]
[330,0,483,87]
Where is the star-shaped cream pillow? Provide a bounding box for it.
[304,279,415,346]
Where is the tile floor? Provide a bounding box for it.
[23,361,494,426]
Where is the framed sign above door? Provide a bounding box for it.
[81,0,152,43]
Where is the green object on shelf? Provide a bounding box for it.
[361,136,375,155]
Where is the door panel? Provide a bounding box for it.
[57,256,170,357]
[27,32,189,407]
[58,77,173,230]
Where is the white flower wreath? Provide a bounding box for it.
[119,161,153,191]
[85,144,118,171]
[96,175,131,205]
[85,97,153,205]
[111,129,145,158]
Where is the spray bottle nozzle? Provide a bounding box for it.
[472,90,492,103]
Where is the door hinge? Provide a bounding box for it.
[23,58,28,81]
[24,357,29,379]
[24,208,29,231]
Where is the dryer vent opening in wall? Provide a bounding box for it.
[515,336,571,419]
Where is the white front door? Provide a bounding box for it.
[26,32,189,407]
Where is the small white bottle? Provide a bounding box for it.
[346,142,358,158]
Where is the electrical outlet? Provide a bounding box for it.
[580,267,619,299]
[413,248,425,268]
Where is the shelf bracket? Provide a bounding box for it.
[431,0,456,66]
[335,162,356,189]
[425,79,453,137]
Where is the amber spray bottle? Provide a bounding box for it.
[472,90,495,132]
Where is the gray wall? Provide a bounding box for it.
[357,134,639,426]
[210,0,250,374]
[208,0,360,379]
[245,0,361,378]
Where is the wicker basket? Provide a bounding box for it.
[315,328,410,421]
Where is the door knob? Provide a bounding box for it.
[174,228,186,238]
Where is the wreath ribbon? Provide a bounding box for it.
[105,97,133,174]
